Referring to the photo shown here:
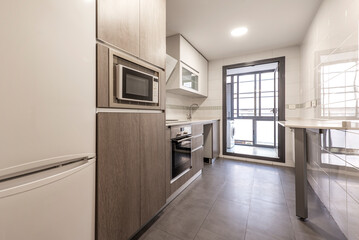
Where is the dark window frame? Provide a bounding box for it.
[222,57,286,163]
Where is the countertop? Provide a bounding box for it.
[278,119,359,130]
[166,119,220,127]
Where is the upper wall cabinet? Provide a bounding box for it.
[97,0,140,57]
[166,34,208,97]
[139,0,166,69]
[97,0,165,69]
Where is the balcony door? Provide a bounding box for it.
[223,57,285,162]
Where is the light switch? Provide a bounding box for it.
[311,100,317,108]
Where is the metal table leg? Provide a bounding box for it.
[294,128,308,220]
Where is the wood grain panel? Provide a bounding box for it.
[212,121,220,159]
[192,124,204,136]
[97,44,109,107]
[191,147,204,176]
[140,113,166,225]
[139,0,166,69]
[192,135,203,150]
[97,0,139,56]
[97,113,141,240]
[170,170,191,195]
[165,127,171,198]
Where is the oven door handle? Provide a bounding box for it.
[176,136,194,143]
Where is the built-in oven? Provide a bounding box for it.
[116,64,159,104]
[171,125,192,181]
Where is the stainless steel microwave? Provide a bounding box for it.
[116,64,159,104]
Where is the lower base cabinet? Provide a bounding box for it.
[97,112,166,240]
[166,124,204,197]
[191,147,204,176]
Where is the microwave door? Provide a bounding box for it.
[116,64,156,103]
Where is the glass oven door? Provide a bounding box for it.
[172,136,192,179]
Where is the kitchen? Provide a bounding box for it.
[0,0,358,240]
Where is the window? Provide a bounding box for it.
[319,50,359,118]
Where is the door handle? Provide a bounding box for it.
[177,136,194,143]
[270,108,278,114]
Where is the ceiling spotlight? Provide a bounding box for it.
[231,27,248,37]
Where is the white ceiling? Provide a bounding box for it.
[166,0,322,60]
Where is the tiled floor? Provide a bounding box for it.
[227,145,278,159]
[139,158,346,240]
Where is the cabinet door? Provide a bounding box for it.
[139,0,166,68]
[191,147,204,175]
[212,121,220,158]
[97,113,141,240]
[140,113,166,224]
[97,0,139,56]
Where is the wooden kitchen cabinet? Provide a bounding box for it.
[191,147,204,176]
[97,112,166,240]
[203,121,220,162]
[97,0,140,56]
[139,0,166,69]
[97,113,141,240]
[191,124,204,176]
[140,113,166,225]
[97,0,166,69]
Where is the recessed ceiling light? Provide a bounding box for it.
[231,27,248,37]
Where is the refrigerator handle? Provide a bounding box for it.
[0,159,95,198]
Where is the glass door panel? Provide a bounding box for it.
[233,119,253,145]
[256,121,275,146]
[181,64,198,91]
[238,74,255,116]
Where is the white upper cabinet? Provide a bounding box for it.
[166,34,208,97]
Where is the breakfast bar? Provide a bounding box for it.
[279,120,359,220]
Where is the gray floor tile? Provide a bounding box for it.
[156,208,205,240]
[217,181,253,205]
[201,199,249,240]
[194,228,228,240]
[141,158,346,240]
[173,189,215,219]
[251,181,287,205]
[246,199,295,240]
[139,227,182,240]
[245,229,289,240]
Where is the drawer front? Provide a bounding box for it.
[192,124,203,136]
[192,135,203,150]
[191,146,204,175]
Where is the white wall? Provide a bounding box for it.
[301,0,359,119]
[300,0,359,238]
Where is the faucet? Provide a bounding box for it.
[187,103,199,120]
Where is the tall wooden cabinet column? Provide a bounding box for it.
[140,113,166,224]
[97,113,166,240]
[97,113,141,240]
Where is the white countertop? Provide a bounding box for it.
[278,119,359,130]
[166,119,220,127]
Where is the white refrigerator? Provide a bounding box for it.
[0,0,96,239]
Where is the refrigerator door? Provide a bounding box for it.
[0,159,96,240]
[0,0,96,178]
